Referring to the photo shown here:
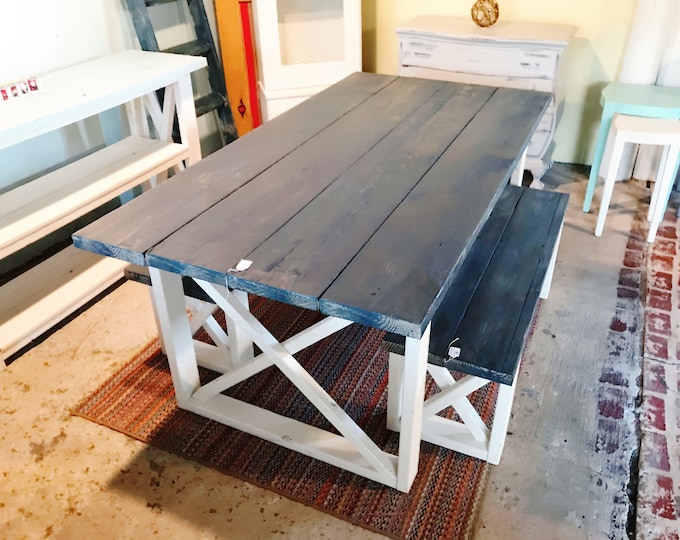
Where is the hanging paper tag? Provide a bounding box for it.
[231,259,252,272]
[447,338,461,361]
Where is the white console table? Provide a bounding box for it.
[0,50,205,362]
[397,16,574,185]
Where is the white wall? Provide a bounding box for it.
[0,1,132,82]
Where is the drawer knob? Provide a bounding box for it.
[471,0,499,27]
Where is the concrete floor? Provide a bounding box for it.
[1,165,646,539]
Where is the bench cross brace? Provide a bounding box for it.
[386,352,517,464]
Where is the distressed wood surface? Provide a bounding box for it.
[430,187,568,383]
[227,83,496,308]
[73,72,395,265]
[319,87,551,336]
[74,73,551,338]
[146,77,451,289]
[382,186,568,384]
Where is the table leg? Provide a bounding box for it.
[148,267,201,403]
[146,272,425,491]
[396,325,429,491]
[224,289,254,366]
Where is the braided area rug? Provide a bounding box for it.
[74,296,499,539]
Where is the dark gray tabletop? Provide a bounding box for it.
[74,72,550,338]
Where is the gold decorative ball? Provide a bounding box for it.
[471,0,499,27]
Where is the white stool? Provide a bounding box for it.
[595,113,680,242]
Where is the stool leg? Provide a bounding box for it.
[648,144,680,242]
[648,146,670,222]
[662,149,680,218]
[584,108,615,213]
[595,134,626,237]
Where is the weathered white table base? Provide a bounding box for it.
[387,353,517,464]
[148,267,429,492]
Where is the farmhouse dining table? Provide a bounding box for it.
[73,72,550,492]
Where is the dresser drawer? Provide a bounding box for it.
[401,39,559,80]
[398,65,555,93]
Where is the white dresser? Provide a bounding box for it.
[397,16,574,185]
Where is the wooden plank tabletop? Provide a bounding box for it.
[320,86,551,337]
[73,72,394,265]
[74,73,550,338]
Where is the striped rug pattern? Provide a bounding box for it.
[75,296,497,539]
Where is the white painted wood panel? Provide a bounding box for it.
[0,51,205,150]
[251,0,362,120]
[0,247,130,358]
[0,137,188,259]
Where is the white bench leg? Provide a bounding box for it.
[487,378,517,464]
[386,352,517,463]
[540,221,564,299]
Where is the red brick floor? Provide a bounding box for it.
[637,203,680,538]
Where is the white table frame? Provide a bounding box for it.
[148,267,429,492]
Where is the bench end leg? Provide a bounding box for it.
[487,380,517,464]
[540,221,564,300]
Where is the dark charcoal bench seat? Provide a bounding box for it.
[384,184,568,464]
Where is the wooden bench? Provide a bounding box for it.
[384,184,568,464]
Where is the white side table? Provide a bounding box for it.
[397,16,574,186]
[0,50,205,362]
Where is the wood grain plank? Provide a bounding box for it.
[423,185,524,355]
[382,187,568,384]
[72,72,396,266]
[441,189,569,383]
[319,88,551,336]
[146,77,452,295]
[227,83,497,307]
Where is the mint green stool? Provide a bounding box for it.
[583,83,680,213]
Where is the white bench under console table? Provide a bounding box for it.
[396,16,574,187]
[0,50,205,363]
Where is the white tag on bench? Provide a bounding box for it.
[448,346,461,360]
[447,338,461,361]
